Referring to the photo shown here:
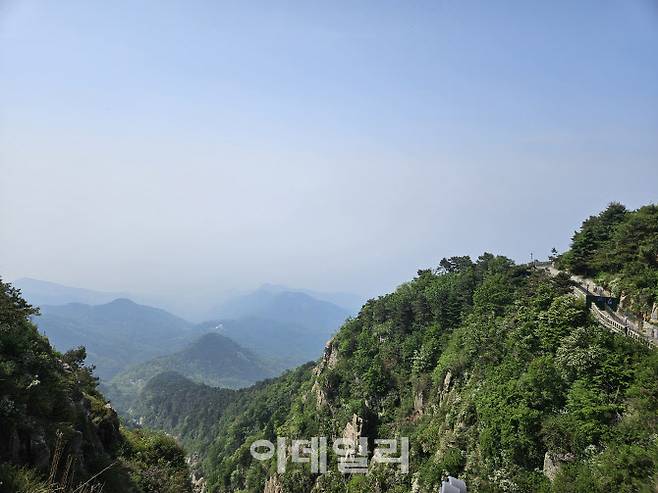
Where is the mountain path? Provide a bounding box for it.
[535,262,658,348]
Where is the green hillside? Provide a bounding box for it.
[105,333,277,416]
[558,203,658,318]
[129,367,312,453]
[135,204,658,493]
[0,280,193,493]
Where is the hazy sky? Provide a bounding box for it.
[1,1,657,315]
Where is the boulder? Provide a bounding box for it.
[311,380,327,408]
[543,451,575,481]
[313,341,338,376]
[343,414,364,444]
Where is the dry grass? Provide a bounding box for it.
[45,430,115,493]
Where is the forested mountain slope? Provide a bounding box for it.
[138,204,658,493]
[557,203,658,319]
[0,280,194,493]
[105,333,277,415]
[129,366,313,453]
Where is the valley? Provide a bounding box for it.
[2,203,657,492]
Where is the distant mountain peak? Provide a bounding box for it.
[107,331,276,413]
[184,332,246,356]
[253,283,364,314]
[107,297,137,306]
[213,287,350,333]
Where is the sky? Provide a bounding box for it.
[1,0,657,318]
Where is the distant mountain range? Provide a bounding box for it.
[34,298,198,379]
[256,283,364,314]
[13,277,131,307]
[214,286,351,330]
[202,317,335,368]
[14,277,363,320]
[23,277,358,387]
[206,288,351,367]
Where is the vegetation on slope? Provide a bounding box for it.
[126,371,238,450]
[128,365,313,456]
[197,252,657,492]
[0,279,193,493]
[141,238,658,492]
[106,332,276,416]
[558,202,658,317]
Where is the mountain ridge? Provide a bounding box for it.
[105,332,276,417]
[13,277,131,307]
[34,298,197,379]
[214,287,350,332]
[131,203,658,493]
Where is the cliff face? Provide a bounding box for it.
[0,375,123,480]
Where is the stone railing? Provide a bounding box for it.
[535,263,657,348]
[591,304,655,347]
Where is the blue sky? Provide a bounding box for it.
[1,1,657,316]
